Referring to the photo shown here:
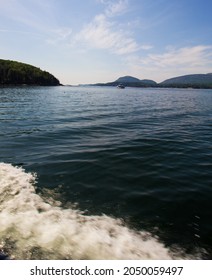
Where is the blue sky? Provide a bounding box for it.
[0,0,212,85]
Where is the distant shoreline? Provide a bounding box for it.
[1,84,211,90]
[79,84,212,90]
[87,74,212,89]
[1,59,212,89]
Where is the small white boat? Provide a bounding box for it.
[117,84,125,89]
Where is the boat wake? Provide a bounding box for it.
[0,163,195,260]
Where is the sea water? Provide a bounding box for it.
[0,86,211,259]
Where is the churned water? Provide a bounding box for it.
[0,86,211,259]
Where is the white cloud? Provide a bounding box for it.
[146,45,212,68]
[76,14,139,54]
[74,0,142,55]
[47,27,73,44]
[105,0,129,17]
[0,0,56,32]
[140,44,153,50]
[126,45,212,82]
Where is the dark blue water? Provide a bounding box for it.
[0,86,211,259]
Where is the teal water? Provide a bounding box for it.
[0,86,211,259]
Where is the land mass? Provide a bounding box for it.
[90,74,212,89]
[0,59,60,86]
[92,76,157,88]
[160,73,212,88]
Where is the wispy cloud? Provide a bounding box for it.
[104,0,129,17]
[0,0,57,33]
[47,27,73,45]
[76,14,139,55]
[74,0,141,55]
[146,45,212,68]
[127,45,212,81]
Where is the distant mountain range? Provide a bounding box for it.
[91,74,212,89]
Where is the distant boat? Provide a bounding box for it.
[117,84,125,89]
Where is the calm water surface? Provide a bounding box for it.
[0,86,211,259]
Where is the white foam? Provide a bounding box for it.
[0,162,175,259]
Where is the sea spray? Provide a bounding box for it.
[0,162,175,260]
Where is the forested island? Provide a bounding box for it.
[0,59,60,86]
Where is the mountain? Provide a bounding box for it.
[160,73,212,88]
[90,73,212,89]
[115,76,141,83]
[0,59,60,86]
[93,76,157,87]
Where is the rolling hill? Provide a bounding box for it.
[160,73,212,88]
[93,76,157,87]
[0,59,60,86]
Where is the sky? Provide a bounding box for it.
[0,0,212,85]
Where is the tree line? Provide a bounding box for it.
[0,59,60,86]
